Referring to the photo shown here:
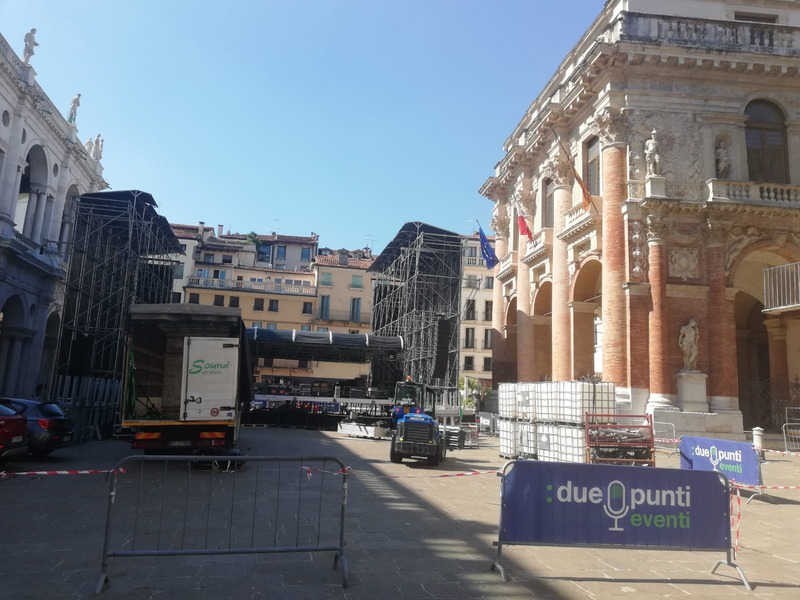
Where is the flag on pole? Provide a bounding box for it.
[518,214,533,241]
[550,128,594,211]
[478,226,499,269]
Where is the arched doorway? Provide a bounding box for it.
[532,280,553,380]
[571,259,602,379]
[15,144,50,241]
[0,294,28,395]
[734,248,800,430]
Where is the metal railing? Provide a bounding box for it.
[97,455,349,593]
[763,262,800,312]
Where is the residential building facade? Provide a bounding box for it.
[0,33,107,397]
[481,0,800,435]
[460,233,495,389]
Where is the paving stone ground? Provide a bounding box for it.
[1,426,799,599]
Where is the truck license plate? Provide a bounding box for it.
[169,440,192,447]
[12,435,23,443]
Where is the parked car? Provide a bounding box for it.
[0,403,29,462]
[0,398,74,457]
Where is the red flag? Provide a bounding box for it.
[518,215,533,241]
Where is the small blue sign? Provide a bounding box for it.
[499,461,730,550]
[680,436,762,487]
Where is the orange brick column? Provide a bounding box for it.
[624,283,651,413]
[646,227,671,408]
[491,212,510,384]
[600,143,628,385]
[765,318,789,425]
[551,184,572,381]
[706,239,739,412]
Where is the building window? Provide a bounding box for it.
[483,357,492,372]
[180,243,187,252]
[188,293,199,304]
[254,298,264,311]
[266,323,277,330]
[484,300,493,321]
[483,329,492,349]
[301,247,311,261]
[320,272,332,286]
[252,321,262,328]
[277,245,287,259]
[302,301,313,314]
[174,263,184,279]
[268,299,279,312]
[465,299,476,321]
[229,296,239,308]
[485,277,494,290]
[222,254,233,264]
[171,292,182,303]
[734,12,778,23]
[544,178,554,229]
[317,327,329,333]
[350,297,361,322]
[586,136,600,195]
[465,246,477,258]
[464,327,475,349]
[259,246,272,263]
[213,295,224,306]
[319,295,330,319]
[465,275,479,289]
[204,253,214,263]
[745,99,788,184]
[464,356,474,371]
[351,274,363,289]
[196,268,209,278]
[301,324,312,331]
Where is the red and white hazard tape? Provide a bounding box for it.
[761,448,800,457]
[732,481,800,491]
[730,487,741,556]
[0,468,124,479]
[654,438,680,444]
[298,465,499,480]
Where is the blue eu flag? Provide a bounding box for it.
[479,227,499,270]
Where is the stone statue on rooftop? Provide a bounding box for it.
[23,28,38,65]
[91,134,102,160]
[68,94,81,124]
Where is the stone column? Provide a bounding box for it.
[32,190,48,242]
[646,216,671,409]
[1,336,24,396]
[570,301,598,379]
[490,205,510,384]
[516,180,536,381]
[765,318,789,427]
[594,107,629,387]
[22,189,39,238]
[706,221,739,412]
[551,179,572,381]
[0,336,10,392]
[624,282,651,414]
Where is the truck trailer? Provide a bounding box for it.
[121,304,253,454]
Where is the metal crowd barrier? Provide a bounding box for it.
[653,421,678,457]
[784,422,800,453]
[96,455,349,594]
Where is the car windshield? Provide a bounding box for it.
[38,403,66,418]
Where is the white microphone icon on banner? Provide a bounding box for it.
[603,480,629,531]
[709,445,720,471]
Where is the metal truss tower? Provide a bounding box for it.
[57,190,182,379]
[368,222,462,396]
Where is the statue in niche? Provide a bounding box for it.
[23,28,38,64]
[715,141,730,179]
[645,129,660,176]
[678,319,700,371]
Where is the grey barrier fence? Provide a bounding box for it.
[96,455,349,594]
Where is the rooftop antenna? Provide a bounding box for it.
[268,218,280,234]
[364,234,375,250]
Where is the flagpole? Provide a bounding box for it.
[548,126,599,215]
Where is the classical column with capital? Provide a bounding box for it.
[490,204,510,384]
[551,159,573,382]
[596,108,629,387]
[645,215,672,410]
[515,180,537,381]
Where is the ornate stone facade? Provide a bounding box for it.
[480,0,800,435]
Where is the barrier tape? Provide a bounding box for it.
[730,487,741,557]
[0,468,125,479]
[299,465,500,480]
[732,481,800,491]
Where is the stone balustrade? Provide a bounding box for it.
[707,179,800,206]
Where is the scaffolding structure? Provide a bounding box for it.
[368,222,462,397]
[57,190,182,379]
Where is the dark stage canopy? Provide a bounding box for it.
[246,328,403,363]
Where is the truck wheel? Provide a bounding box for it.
[427,446,441,466]
[389,440,403,463]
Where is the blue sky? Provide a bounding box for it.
[1,0,600,252]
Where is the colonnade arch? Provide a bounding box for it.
[532,280,552,380]
[571,259,602,379]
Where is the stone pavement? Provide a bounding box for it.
[1,426,799,599]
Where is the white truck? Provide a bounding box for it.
[121,304,252,454]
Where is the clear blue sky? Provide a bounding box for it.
[1,1,600,252]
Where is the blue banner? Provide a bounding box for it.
[499,461,730,550]
[679,436,762,487]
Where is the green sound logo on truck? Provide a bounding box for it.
[189,359,231,375]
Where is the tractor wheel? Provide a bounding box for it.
[427,445,441,466]
[389,440,403,463]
